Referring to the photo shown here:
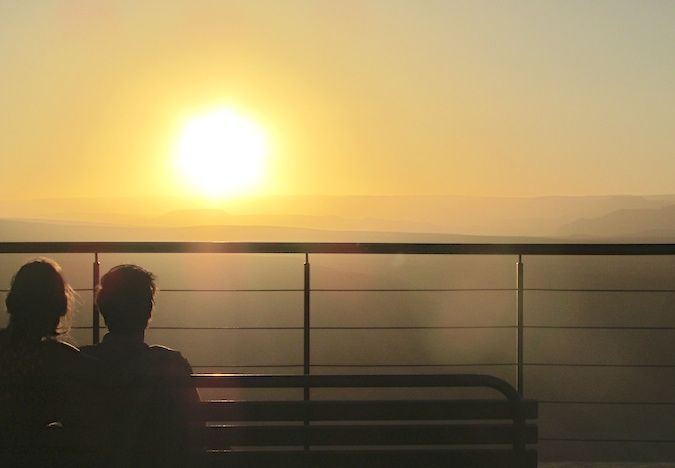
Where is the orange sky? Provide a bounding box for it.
[1,1,674,202]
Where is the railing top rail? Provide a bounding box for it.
[2,241,675,255]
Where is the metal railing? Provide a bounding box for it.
[3,241,675,458]
[4,242,675,392]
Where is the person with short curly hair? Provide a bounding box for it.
[82,264,199,467]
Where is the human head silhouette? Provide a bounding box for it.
[5,257,74,339]
[96,264,157,333]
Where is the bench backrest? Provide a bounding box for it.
[192,373,538,468]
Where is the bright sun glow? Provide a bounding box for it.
[174,108,268,199]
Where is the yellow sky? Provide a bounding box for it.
[1,1,674,202]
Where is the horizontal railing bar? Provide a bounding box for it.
[150,326,302,330]
[80,360,675,370]
[314,288,515,292]
[540,401,675,405]
[3,241,675,255]
[162,289,303,292]
[216,363,675,368]
[193,365,302,368]
[11,287,675,293]
[1,288,95,293]
[192,366,302,369]
[8,286,675,293]
[192,364,518,368]
[141,326,518,330]
[190,362,302,368]
[69,325,675,331]
[528,288,675,293]
[527,363,675,368]
[311,363,516,367]
[525,325,675,330]
[185,362,675,368]
[309,326,515,330]
[2,288,92,292]
[164,288,512,293]
[320,288,675,292]
[541,438,675,443]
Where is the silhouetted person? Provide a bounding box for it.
[81,264,199,467]
[0,258,85,466]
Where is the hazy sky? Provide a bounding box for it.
[1,0,674,201]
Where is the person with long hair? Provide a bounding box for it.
[0,258,82,465]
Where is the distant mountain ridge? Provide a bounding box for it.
[558,204,675,240]
[0,217,555,243]
[3,194,675,238]
[155,209,449,234]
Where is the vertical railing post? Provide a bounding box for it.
[303,253,311,449]
[303,253,311,394]
[92,252,100,344]
[516,254,524,397]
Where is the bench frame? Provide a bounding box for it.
[193,373,538,467]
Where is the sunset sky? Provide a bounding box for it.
[1,1,674,202]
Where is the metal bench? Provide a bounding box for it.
[193,373,538,467]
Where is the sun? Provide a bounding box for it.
[174,107,268,199]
